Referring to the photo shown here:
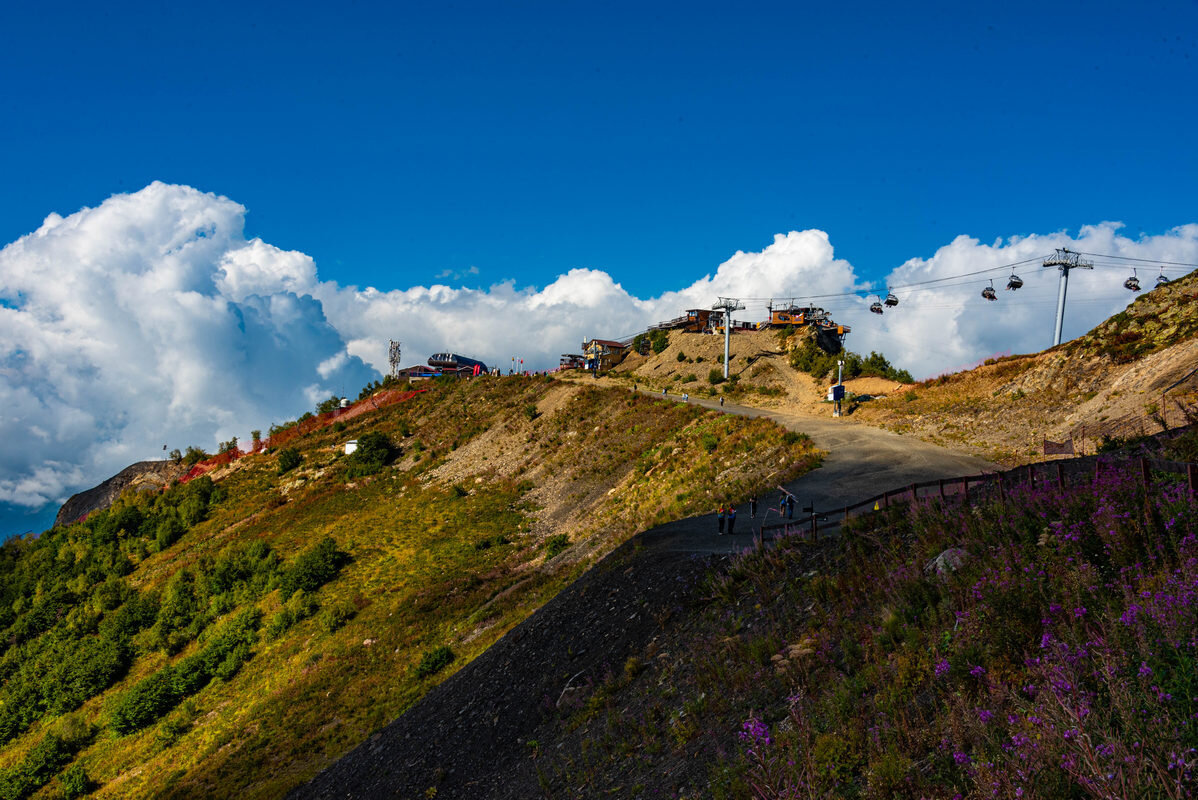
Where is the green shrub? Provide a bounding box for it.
[708,368,725,385]
[265,590,318,640]
[277,448,302,474]
[155,516,184,551]
[414,645,455,678]
[544,534,570,559]
[346,431,392,478]
[649,329,669,354]
[676,352,687,362]
[278,538,349,601]
[57,762,93,799]
[181,447,209,467]
[318,601,357,633]
[700,433,718,453]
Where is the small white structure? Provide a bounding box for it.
[339,397,350,409]
[344,440,358,455]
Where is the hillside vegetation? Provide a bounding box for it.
[526,438,1198,798]
[0,377,820,799]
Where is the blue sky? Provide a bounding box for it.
[3,0,1195,296]
[1,0,1197,538]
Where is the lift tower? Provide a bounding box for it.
[1042,249,1093,347]
[712,297,745,379]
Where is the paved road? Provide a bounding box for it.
[638,391,998,554]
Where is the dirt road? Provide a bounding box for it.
[638,391,997,554]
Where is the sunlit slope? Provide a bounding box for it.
[0,377,820,800]
[850,270,1198,464]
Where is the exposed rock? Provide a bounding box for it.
[924,547,970,576]
[54,460,187,527]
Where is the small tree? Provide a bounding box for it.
[277,448,302,475]
[182,446,209,467]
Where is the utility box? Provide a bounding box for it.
[827,385,845,402]
[344,440,358,455]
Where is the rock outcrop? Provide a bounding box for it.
[54,460,186,527]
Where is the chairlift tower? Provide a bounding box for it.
[1042,249,1093,347]
[712,297,745,379]
[387,340,402,378]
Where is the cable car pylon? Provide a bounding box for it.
[1042,248,1093,347]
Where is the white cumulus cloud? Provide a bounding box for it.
[0,182,374,518]
[2,182,1196,536]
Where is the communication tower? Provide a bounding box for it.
[388,340,402,378]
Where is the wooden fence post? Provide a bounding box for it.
[1057,463,1065,490]
[1189,463,1197,496]
[884,491,890,509]
[938,478,945,499]
[962,477,969,502]
[1140,458,1151,489]
[1029,465,1036,489]
[1094,459,1100,486]
[910,483,917,504]
[997,472,1005,501]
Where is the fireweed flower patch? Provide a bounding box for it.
[716,462,1198,798]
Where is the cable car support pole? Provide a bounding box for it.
[712,297,746,379]
[1042,248,1093,347]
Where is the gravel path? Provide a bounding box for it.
[638,392,996,554]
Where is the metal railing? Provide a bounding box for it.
[759,450,1198,542]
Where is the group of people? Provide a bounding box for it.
[715,492,795,535]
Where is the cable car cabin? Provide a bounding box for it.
[869,301,884,315]
[1124,276,1141,292]
[768,305,829,327]
[559,354,585,370]
[1006,274,1024,290]
[981,285,997,301]
[1156,273,1171,287]
[884,292,898,307]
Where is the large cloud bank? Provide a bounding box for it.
[2,182,1196,532]
[0,183,374,514]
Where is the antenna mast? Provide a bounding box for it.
[1042,249,1093,347]
[711,297,745,379]
[387,340,403,378]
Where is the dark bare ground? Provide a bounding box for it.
[288,528,731,800]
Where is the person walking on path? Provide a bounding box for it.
[717,505,726,534]
[749,496,757,518]
[719,396,724,407]
[727,506,737,534]
[786,494,795,519]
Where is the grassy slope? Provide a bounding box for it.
[0,377,821,799]
[533,438,1198,798]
